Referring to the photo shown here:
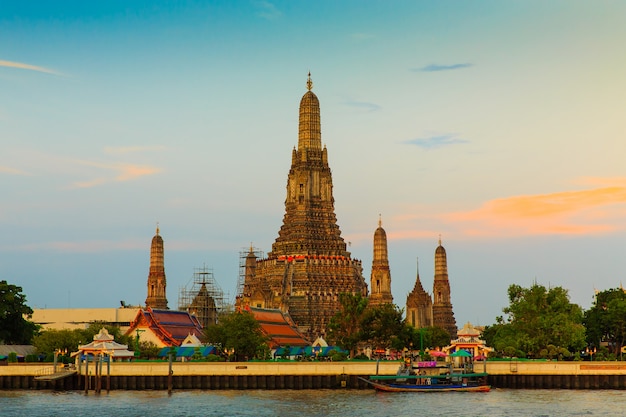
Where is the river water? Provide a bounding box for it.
[1,389,624,416]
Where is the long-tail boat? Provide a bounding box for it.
[360,358,491,393]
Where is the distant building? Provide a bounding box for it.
[432,238,457,339]
[145,226,168,309]
[178,266,228,329]
[368,216,393,307]
[406,238,457,339]
[30,307,140,333]
[405,259,433,329]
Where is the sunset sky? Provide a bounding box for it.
[1,1,625,326]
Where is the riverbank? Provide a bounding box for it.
[2,361,626,390]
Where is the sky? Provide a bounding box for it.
[1,1,625,327]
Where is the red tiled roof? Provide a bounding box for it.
[125,307,203,347]
[246,306,309,348]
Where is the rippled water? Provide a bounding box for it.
[1,389,625,417]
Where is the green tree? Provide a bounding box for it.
[204,310,268,361]
[137,341,160,359]
[327,293,369,356]
[360,303,405,350]
[32,329,84,355]
[487,283,586,358]
[584,288,626,357]
[0,280,39,344]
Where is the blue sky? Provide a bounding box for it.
[1,1,625,326]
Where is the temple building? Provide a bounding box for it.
[405,259,433,329]
[125,308,204,348]
[145,226,168,309]
[405,238,457,339]
[432,238,457,339]
[239,74,368,340]
[368,216,393,307]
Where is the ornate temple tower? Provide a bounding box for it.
[405,258,433,328]
[145,226,168,309]
[241,74,367,340]
[432,237,457,338]
[369,216,393,307]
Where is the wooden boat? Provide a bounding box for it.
[360,359,491,392]
[360,373,491,392]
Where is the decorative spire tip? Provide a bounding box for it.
[306,72,313,91]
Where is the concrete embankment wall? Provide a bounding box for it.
[0,361,397,390]
[3,361,626,390]
[485,361,626,389]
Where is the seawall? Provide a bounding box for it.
[3,361,626,390]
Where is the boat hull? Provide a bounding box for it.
[361,377,491,393]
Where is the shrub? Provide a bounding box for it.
[25,354,38,363]
[7,352,17,363]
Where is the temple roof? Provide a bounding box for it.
[126,308,203,347]
[75,328,134,358]
[246,306,309,348]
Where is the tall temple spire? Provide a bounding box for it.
[240,75,367,340]
[271,73,347,258]
[145,226,168,309]
[298,72,322,152]
[370,216,393,307]
[432,237,457,338]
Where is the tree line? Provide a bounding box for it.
[3,278,626,361]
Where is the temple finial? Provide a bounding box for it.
[306,71,313,91]
[438,234,441,246]
[156,222,160,235]
[378,213,382,228]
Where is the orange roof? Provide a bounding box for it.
[125,307,203,347]
[246,306,309,348]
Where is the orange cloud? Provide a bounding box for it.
[0,60,59,75]
[0,165,31,176]
[69,161,161,189]
[382,179,626,240]
[444,182,626,237]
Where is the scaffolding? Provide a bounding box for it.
[237,246,264,298]
[178,265,229,329]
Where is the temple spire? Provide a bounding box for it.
[297,72,321,151]
[146,226,168,309]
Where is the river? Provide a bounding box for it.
[1,389,624,416]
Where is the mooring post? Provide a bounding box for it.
[107,352,111,393]
[84,357,89,395]
[168,352,173,394]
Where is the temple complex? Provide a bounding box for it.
[368,216,393,307]
[145,226,168,309]
[405,238,457,339]
[239,74,368,340]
